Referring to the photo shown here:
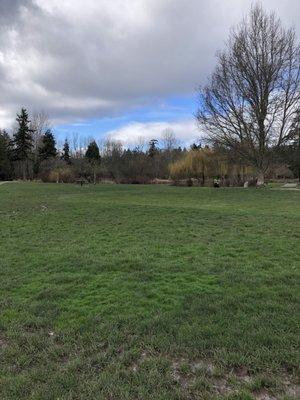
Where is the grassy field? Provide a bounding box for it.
[0,183,299,400]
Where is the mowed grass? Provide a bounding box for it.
[0,183,299,400]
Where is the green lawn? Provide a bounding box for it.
[0,183,299,399]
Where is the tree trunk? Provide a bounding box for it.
[93,165,96,185]
[22,161,26,181]
[257,171,265,186]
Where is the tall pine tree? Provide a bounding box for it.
[0,130,12,180]
[39,129,57,161]
[13,108,34,180]
[61,139,71,163]
[148,139,158,158]
[85,140,101,184]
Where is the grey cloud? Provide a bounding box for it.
[0,0,299,127]
[0,0,35,26]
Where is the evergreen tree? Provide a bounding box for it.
[61,139,71,163]
[0,130,12,180]
[148,139,158,158]
[148,139,159,178]
[13,108,34,179]
[85,140,101,184]
[38,129,57,161]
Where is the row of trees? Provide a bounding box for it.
[0,109,57,181]
[0,108,102,183]
[0,110,185,183]
[0,105,298,185]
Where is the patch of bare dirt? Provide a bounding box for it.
[129,354,299,399]
[282,377,300,399]
[0,336,8,349]
[169,358,299,399]
[255,390,277,400]
[169,357,233,394]
[131,351,149,373]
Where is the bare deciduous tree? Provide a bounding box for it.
[161,128,177,151]
[161,128,178,168]
[196,4,300,184]
[136,136,146,153]
[72,132,79,155]
[30,111,51,150]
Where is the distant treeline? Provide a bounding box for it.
[0,108,299,186]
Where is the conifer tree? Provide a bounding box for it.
[61,139,71,163]
[0,130,12,180]
[13,108,34,180]
[85,140,101,184]
[39,129,57,161]
[148,139,158,158]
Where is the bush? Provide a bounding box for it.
[48,167,75,183]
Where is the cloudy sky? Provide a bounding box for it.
[0,0,299,147]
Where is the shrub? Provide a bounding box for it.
[48,167,75,183]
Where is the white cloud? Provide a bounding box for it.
[105,119,200,148]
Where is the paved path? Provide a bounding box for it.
[282,183,298,188]
[0,181,17,186]
[271,187,299,191]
